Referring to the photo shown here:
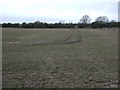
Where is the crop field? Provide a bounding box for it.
[2,28,118,88]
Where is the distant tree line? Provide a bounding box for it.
[1,21,78,28]
[1,15,120,28]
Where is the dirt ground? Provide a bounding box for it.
[2,28,118,88]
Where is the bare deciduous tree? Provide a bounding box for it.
[95,16,109,23]
[80,15,91,24]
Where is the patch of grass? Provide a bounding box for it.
[2,28,118,88]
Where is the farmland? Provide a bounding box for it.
[2,28,118,88]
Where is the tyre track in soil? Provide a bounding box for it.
[27,29,82,87]
[3,28,82,46]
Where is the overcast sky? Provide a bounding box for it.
[0,0,119,23]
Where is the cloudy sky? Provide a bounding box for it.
[0,0,119,23]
